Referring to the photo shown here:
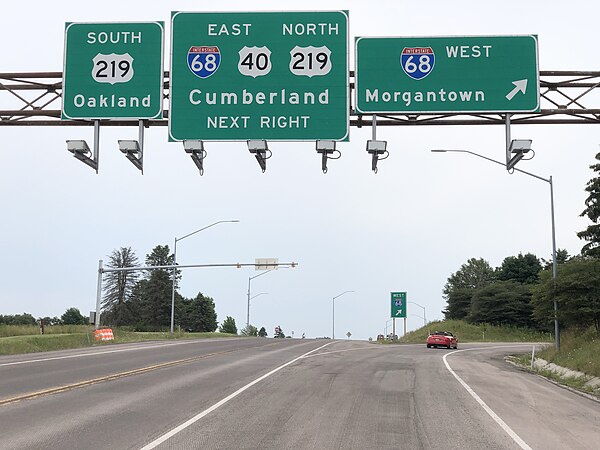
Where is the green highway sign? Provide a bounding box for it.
[355,35,539,114]
[391,292,407,318]
[169,11,349,141]
[62,22,164,120]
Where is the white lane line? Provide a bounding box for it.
[301,346,388,358]
[443,346,532,450]
[139,342,333,450]
[0,339,223,367]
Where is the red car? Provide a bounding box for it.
[426,331,458,349]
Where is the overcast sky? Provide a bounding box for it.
[1,0,598,340]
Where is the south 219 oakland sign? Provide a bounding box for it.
[169,11,349,141]
[62,22,164,120]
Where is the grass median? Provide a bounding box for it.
[0,325,239,356]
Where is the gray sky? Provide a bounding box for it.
[1,0,598,340]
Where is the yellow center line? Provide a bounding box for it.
[0,347,241,407]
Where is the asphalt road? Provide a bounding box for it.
[1,339,598,449]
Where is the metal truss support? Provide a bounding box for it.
[2,71,600,128]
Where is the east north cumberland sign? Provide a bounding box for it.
[169,11,349,141]
[62,22,164,120]
[355,35,539,114]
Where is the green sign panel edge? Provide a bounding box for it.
[62,21,165,120]
[355,34,539,114]
[390,291,407,319]
[168,10,349,142]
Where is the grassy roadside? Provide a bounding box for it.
[393,320,600,396]
[0,326,239,356]
[535,327,600,378]
[396,320,553,344]
[0,324,90,337]
[509,328,600,397]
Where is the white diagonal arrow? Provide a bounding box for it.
[506,79,528,101]
[396,310,402,316]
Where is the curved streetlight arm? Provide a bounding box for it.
[408,301,427,326]
[176,220,240,244]
[249,268,276,282]
[431,148,559,350]
[431,149,549,183]
[333,290,355,301]
[411,313,426,322]
[384,318,394,335]
[247,269,279,328]
[171,220,240,334]
[332,290,355,340]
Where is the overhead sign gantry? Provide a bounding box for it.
[7,15,597,176]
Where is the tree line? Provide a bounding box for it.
[443,150,600,333]
[101,245,218,332]
[0,308,89,326]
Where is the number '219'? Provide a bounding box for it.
[94,59,131,79]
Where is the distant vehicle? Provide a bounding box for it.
[426,331,458,349]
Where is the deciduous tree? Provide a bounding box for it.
[61,307,88,325]
[577,151,600,258]
[532,259,600,331]
[240,325,258,336]
[468,281,534,327]
[219,316,237,334]
[176,292,218,332]
[497,253,542,284]
[443,258,495,319]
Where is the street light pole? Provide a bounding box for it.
[408,301,427,327]
[170,220,239,334]
[385,318,393,336]
[247,269,276,328]
[246,291,268,328]
[431,149,559,350]
[332,290,355,339]
[411,314,426,325]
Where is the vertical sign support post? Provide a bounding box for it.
[505,114,512,168]
[93,120,100,174]
[95,259,103,330]
[390,292,407,339]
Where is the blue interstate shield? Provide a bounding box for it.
[187,46,221,79]
[400,47,435,80]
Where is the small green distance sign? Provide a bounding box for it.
[391,292,407,318]
[169,11,349,141]
[356,35,539,114]
[62,22,164,120]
